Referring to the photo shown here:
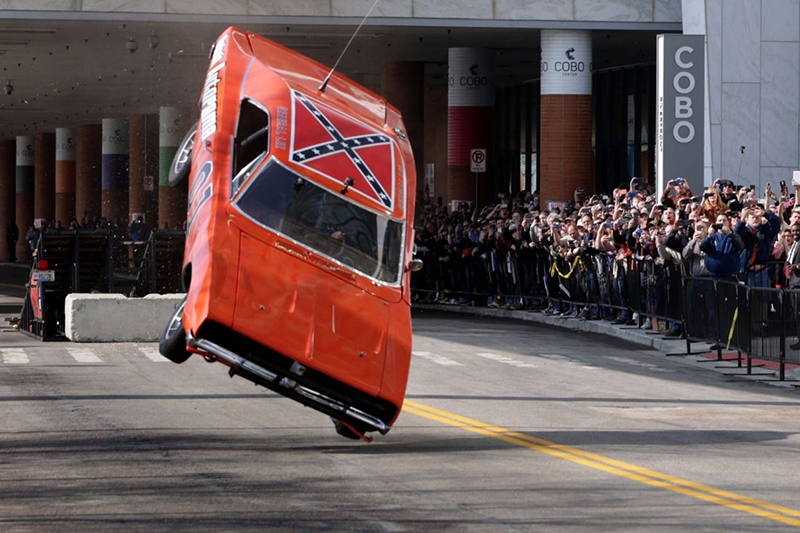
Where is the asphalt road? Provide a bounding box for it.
[2,309,800,532]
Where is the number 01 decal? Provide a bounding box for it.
[187,160,213,229]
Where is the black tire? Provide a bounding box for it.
[168,122,197,188]
[159,298,191,364]
[333,419,369,440]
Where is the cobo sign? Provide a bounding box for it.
[540,30,592,96]
[447,48,495,107]
[656,34,705,195]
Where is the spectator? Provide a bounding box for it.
[785,223,800,349]
[25,224,39,264]
[735,201,781,289]
[698,218,743,281]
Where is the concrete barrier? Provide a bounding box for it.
[65,293,185,342]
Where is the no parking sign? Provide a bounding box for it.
[470,148,486,173]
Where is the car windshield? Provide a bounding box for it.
[234,159,403,283]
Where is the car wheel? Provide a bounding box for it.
[333,419,369,440]
[168,122,197,188]
[159,298,191,364]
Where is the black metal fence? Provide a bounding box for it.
[19,229,185,341]
[412,249,800,380]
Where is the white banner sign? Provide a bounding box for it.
[541,30,592,96]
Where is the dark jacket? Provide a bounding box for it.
[735,211,781,267]
[700,231,744,278]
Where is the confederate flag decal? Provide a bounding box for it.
[290,90,395,209]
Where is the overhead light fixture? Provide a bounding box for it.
[168,51,206,59]
[287,44,333,50]
[0,28,57,34]
[262,32,381,39]
[126,37,138,54]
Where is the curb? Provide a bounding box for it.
[0,262,30,270]
[414,303,698,353]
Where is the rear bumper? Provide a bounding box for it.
[186,327,395,434]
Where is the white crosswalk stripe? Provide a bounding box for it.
[1,348,29,365]
[475,352,538,368]
[66,347,102,363]
[138,346,167,363]
[412,351,464,366]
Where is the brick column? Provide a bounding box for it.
[34,132,56,228]
[101,118,129,225]
[55,127,76,226]
[76,124,102,224]
[540,30,593,204]
[159,107,189,230]
[0,140,15,262]
[382,62,424,203]
[15,136,34,262]
[447,48,495,207]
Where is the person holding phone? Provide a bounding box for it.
[735,203,781,289]
[660,177,693,209]
[784,223,800,349]
[700,214,744,281]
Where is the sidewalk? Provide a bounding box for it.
[415,302,800,389]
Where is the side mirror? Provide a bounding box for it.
[407,258,424,272]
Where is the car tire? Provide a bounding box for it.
[159,298,191,364]
[168,122,197,188]
[333,419,369,440]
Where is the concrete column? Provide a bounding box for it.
[0,140,16,262]
[76,124,102,224]
[101,118,129,225]
[447,48,495,206]
[15,136,34,262]
[382,61,425,203]
[539,30,593,204]
[55,127,76,226]
[34,132,56,228]
[159,107,189,230]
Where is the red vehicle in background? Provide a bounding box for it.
[158,27,419,441]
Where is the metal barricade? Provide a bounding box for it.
[684,276,717,343]
[715,281,745,354]
[784,288,800,365]
[748,287,786,376]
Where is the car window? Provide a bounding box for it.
[234,159,403,284]
[232,98,269,196]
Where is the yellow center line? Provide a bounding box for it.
[403,400,800,528]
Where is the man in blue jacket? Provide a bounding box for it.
[700,217,744,281]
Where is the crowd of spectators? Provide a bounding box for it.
[10,214,187,266]
[413,177,800,341]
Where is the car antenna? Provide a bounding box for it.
[341,176,355,194]
[319,0,381,93]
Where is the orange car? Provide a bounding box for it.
[158,28,419,441]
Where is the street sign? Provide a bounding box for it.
[144,175,154,192]
[470,148,486,173]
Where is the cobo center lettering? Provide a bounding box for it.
[672,46,696,144]
[448,75,489,87]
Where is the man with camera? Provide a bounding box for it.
[700,214,744,282]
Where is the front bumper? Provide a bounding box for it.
[186,332,391,435]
